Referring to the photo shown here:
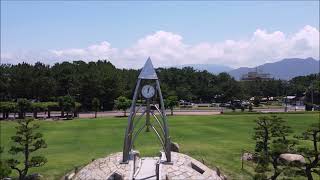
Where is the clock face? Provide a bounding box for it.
[141,85,155,99]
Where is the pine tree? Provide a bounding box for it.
[0,147,11,179]
[253,115,295,180]
[17,98,31,119]
[294,122,320,180]
[7,118,47,180]
[92,98,100,118]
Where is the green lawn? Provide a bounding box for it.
[0,113,318,179]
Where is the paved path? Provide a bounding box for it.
[5,106,305,120]
[134,158,158,180]
[79,111,221,118]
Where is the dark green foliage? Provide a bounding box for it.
[288,74,319,102]
[42,102,59,118]
[253,115,295,180]
[164,96,178,115]
[249,104,253,112]
[114,96,131,116]
[231,105,236,112]
[58,96,75,119]
[294,123,320,180]
[73,102,81,118]
[0,61,318,111]
[31,102,47,119]
[0,147,11,179]
[253,96,261,107]
[0,102,17,119]
[92,98,100,118]
[0,161,11,179]
[17,98,31,119]
[0,101,67,120]
[7,118,47,180]
[241,106,245,112]
[0,64,11,101]
[240,79,285,100]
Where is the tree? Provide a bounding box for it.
[240,105,245,112]
[0,102,16,119]
[58,97,65,117]
[45,102,59,118]
[92,98,100,118]
[17,98,31,119]
[253,115,295,180]
[164,96,178,115]
[114,96,131,116]
[7,118,47,180]
[248,104,253,112]
[73,102,81,118]
[253,96,261,107]
[31,102,46,119]
[231,104,236,112]
[0,147,11,179]
[294,123,320,180]
[58,96,75,119]
[0,61,319,111]
[289,74,319,102]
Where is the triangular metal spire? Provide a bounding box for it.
[138,57,158,79]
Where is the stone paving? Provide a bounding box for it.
[160,152,225,180]
[72,152,226,180]
[73,152,133,180]
[134,157,158,180]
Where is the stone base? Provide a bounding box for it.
[72,152,226,180]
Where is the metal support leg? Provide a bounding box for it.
[123,79,141,162]
[146,98,150,132]
[156,80,171,162]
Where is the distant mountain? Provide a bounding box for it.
[228,57,319,80]
[175,64,233,74]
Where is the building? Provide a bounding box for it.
[241,68,273,81]
[283,96,305,106]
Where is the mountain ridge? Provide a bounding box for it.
[228,57,319,80]
[174,64,233,74]
[173,57,319,80]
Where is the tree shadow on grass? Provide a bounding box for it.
[114,115,128,118]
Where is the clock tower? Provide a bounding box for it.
[122,57,171,163]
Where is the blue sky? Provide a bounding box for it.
[1,1,319,68]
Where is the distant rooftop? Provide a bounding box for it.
[241,68,273,81]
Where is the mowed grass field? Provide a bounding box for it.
[0,113,318,179]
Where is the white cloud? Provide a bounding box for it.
[1,25,319,68]
[122,31,188,67]
[50,41,118,62]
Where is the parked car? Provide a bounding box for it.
[231,100,242,109]
[241,101,251,107]
[219,103,231,108]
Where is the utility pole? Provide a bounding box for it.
[284,81,288,112]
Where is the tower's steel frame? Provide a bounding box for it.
[122,58,171,163]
